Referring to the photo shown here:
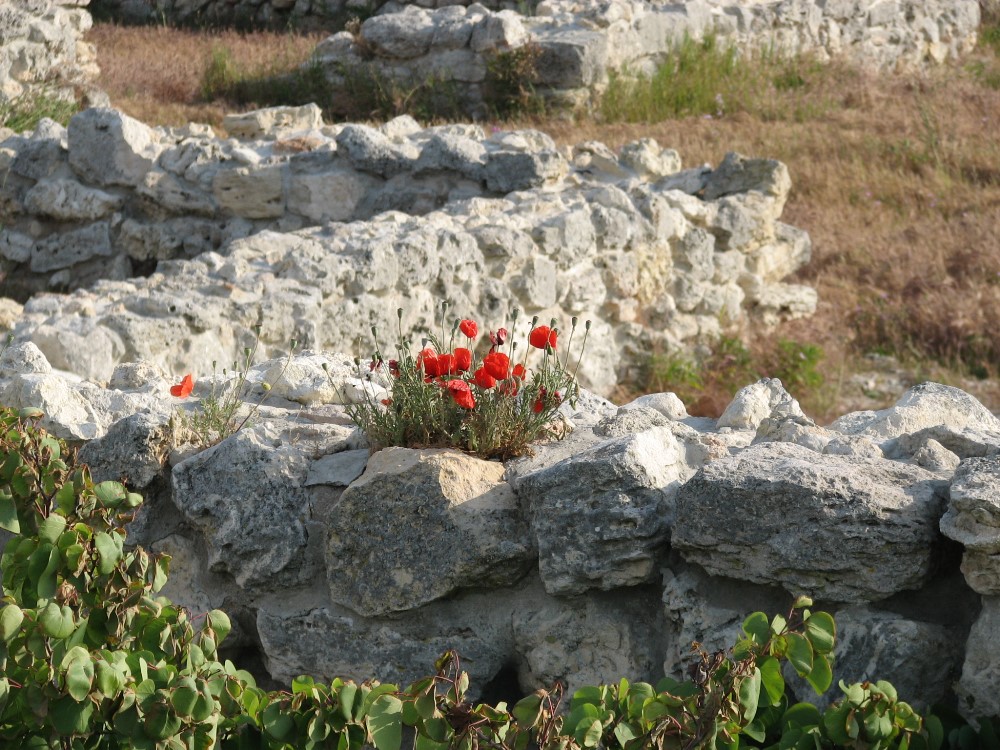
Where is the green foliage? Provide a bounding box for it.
[340,307,587,461]
[643,336,824,410]
[483,43,545,119]
[598,35,836,123]
[0,91,79,133]
[0,405,988,747]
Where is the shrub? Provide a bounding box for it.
[0,91,79,133]
[338,307,588,461]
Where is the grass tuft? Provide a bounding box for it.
[0,92,79,133]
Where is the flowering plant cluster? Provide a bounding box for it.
[343,306,590,461]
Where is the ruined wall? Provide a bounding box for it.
[0,0,101,106]
[0,105,816,394]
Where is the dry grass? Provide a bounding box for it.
[84,21,1000,420]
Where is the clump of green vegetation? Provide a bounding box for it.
[599,34,837,123]
[641,335,826,417]
[483,42,545,119]
[0,91,79,133]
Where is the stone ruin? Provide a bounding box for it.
[1,0,998,728]
[2,338,1000,721]
[0,0,103,107]
[86,0,983,118]
[0,105,816,395]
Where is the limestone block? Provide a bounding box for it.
[11,136,68,180]
[621,392,688,421]
[171,421,318,593]
[0,341,51,375]
[23,177,122,221]
[533,28,609,88]
[287,167,375,223]
[470,10,527,53]
[212,164,284,219]
[0,229,33,264]
[256,586,514,690]
[619,138,681,179]
[414,132,488,181]
[717,377,804,431]
[30,221,112,272]
[672,442,948,603]
[305,449,368,487]
[360,9,436,59]
[430,6,477,49]
[325,447,535,616]
[703,152,791,206]
[830,383,1000,446]
[957,597,1000,721]
[222,103,323,140]
[336,123,419,177]
[78,410,172,489]
[67,108,160,187]
[940,457,1000,593]
[138,170,216,216]
[512,254,557,309]
[515,427,683,595]
[512,579,665,695]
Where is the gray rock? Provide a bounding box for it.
[325,448,534,616]
[23,178,123,221]
[957,597,1000,721]
[256,586,514,690]
[703,152,791,203]
[171,420,317,593]
[305,448,368,487]
[0,341,52,375]
[594,406,672,438]
[336,124,419,178]
[361,9,436,59]
[516,427,683,596]
[30,221,113,273]
[79,410,172,489]
[672,442,948,603]
[67,108,159,187]
[223,104,323,140]
[485,149,567,194]
[941,457,1000,594]
[717,377,804,431]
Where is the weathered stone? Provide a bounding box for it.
[78,410,172,488]
[0,341,51,375]
[171,420,318,593]
[717,377,804,431]
[957,597,1000,721]
[326,448,534,616]
[23,178,122,221]
[336,124,419,177]
[516,427,683,595]
[30,221,113,272]
[305,449,368,487]
[361,9,437,58]
[672,442,947,603]
[223,103,323,140]
[941,457,1000,594]
[212,164,285,219]
[67,108,159,187]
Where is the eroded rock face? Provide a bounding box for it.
[325,447,534,616]
[671,442,948,603]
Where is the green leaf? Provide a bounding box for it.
[760,657,785,706]
[94,481,128,509]
[38,513,67,544]
[576,718,603,748]
[805,654,833,696]
[171,678,200,717]
[55,483,76,516]
[144,697,183,740]
[614,722,637,746]
[925,715,944,750]
[739,668,762,723]
[873,681,897,702]
[39,601,75,639]
[786,633,814,676]
[804,612,836,655]
[743,612,770,644]
[94,531,122,576]
[368,694,403,750]
[840,681,866,705]
[62,646,95,702]
[152,556,170,593]
[96,659,124,699]
[0,603,24,642]
[0,492,19,534]
[262,701,295,740]
[743,718,767,742]
[513,694,542,727]
[572,685,606,709]
[50,695,95,736]
[415,734,448,750]
[415,691,437,720]
[792,596,813,609]
[339,683,358,722]
[823,703,852,746]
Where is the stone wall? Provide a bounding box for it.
[2,337,998,718]
[0,105,816,394]
[0,0,101,105]
[313,0,982,117]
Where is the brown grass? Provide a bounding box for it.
[84,22,1000,420]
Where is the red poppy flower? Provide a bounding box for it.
[381,398,393,406]
[499,379,519,397]
[482,351,510,380]
[388,359,400,377]
[417,348,441,378]
[529,325,558,350]
[369,357,382,372]
[170,374,194,398]
[473,367,496,389]
[533,386,548,413]
[513,363,526,380]
[454,347,472,372]
[459,319,478,339]
[438,353,458,376]
[446,379,476,409]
